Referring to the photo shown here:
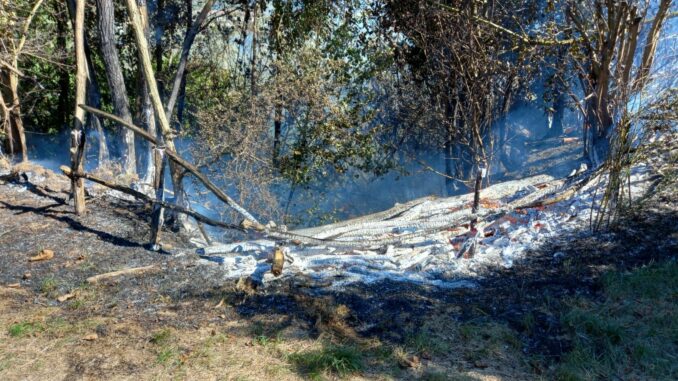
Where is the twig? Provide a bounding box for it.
[86,265,158,284]
[59,166,245,232]
[78,104,260,224]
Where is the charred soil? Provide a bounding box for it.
[0,159,676,380]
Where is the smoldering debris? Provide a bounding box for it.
[196,135,674,289]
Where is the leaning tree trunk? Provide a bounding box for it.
[71,0,87,215]
[96,0,136,175]
[164,0,215,119]
[126,0,185,218]
[135,0,157,186]
[175,0,192,129]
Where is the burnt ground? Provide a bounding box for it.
[0,154,676,380]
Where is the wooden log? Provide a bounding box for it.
[59,166,244,232]
[78,104,259,224]
[149,147,167,250]
[86,265,158,284]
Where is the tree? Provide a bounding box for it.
[97,0,136,175]
[566,0,673,166]
[71,0,87,214]
[0,0,45,161]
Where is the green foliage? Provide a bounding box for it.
[8,321,44,338]
[405,330,450,355]
[150,329,172,345]
[556,262,678,380]
[288,343,364,379]
[39,276,59,294]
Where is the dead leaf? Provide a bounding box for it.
[29,249,54,262]
[214,298,225,309]
[22,272,31,280]
[83,333,98,341]
[6,283,21,289]
[57,293,76,303]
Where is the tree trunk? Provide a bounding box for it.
[175,0,192,130]
[7,58,28,162]
[67,0,109,166]
[149,146,166,249]
[155,0,165,98]
[96,0,136,175]
[273,102,282,166]
[71,0,87,214]
[3,0,45,162]
[126,0,186,223]
[0,90,13,157]
[250,0,257,97]
[443,98,458,195]
[546,90,565,138]
[135,0,158,186]
[635,0,671,92]
[56,5,70,129]
[165,0,215,119]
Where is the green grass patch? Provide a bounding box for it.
[288,343,363,380]
[250,322,283,347]
[421,371,476,381]
[39,277,59,295]
[405,330,450,355]
[556,261,678,381]
[0,356,11,372]
[8,321,44,338]
[156,347,178,365]
[150,329,172,345]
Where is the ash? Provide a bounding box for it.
[197,134,676,289]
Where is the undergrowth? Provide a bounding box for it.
[555,261,678,380]
[288,343,364,380]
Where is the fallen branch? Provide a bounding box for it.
[59,166,244,232]
[78,104,259,224]
[86,265,158,284]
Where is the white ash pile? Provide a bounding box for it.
[196,150,661,290]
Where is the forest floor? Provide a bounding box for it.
[0,140,676,381]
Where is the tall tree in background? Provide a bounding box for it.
[566,0,673,166]
[71,0,87,214]
[0,0,44,162]
[97,0,136,175]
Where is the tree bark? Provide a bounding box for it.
[125,0,187,224]
[96,0,136,175]
[273,102,282,166]
[2,0,45,162]
[164,0,215,120]
[60,165,245,232]
[79,105,261,224]
[175,0,192,129]
[67,0,109,166]
[135,0,158,186]
[635,0,671,92]
[56,6,71,129]
[71,0,87,214]
[155,0,165,98]
[149,146,166,249]
[6,65,27,161]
